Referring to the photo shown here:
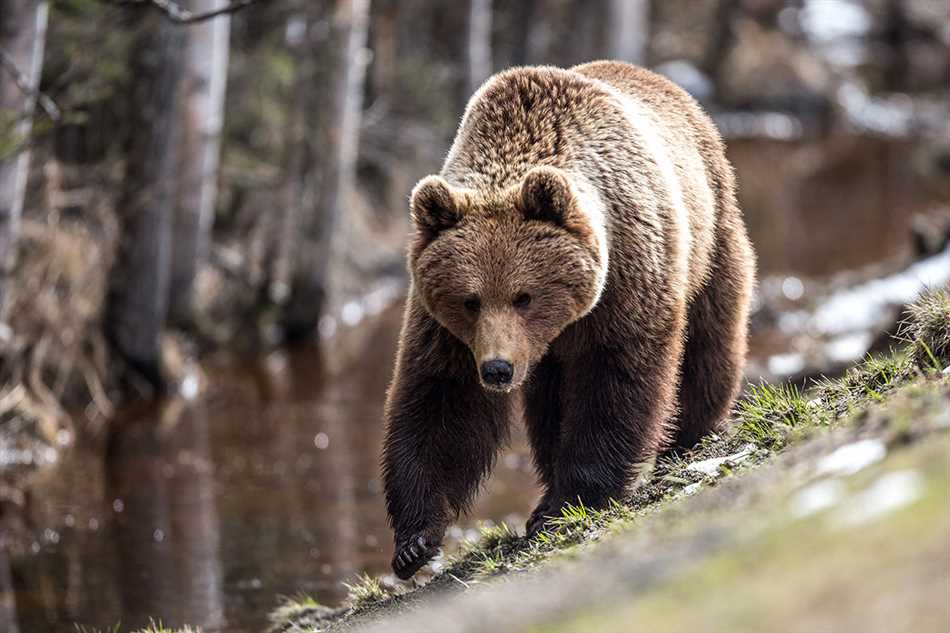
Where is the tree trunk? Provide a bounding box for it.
[0,0,48,317]
[509,0,536,66]
[607,0,650,65]
[467,0,492,95]
[108,13,185,387]
[168,0,232,326]
[281,0,371,341]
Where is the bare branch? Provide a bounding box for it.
[0,47,60,121]
[115,0,265,24]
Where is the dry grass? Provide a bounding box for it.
[1,174,118,439]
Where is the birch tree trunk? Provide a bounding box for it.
[467,0,492,95]
[168,0,232,326]
[0,0,48,317]
[607,0,650,65]
[281,0,371,341]
[108,13,185,387]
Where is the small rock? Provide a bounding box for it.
[683,482,702,496]
[686,444,756,477]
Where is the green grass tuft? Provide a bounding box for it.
[735,383,821,449]
[343,573,391,609]
[900,286,950,370]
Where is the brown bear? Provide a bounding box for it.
[382,61,755,580]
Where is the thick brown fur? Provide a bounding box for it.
[382,61,756,579]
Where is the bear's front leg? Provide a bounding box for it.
[552,342,680,515]
[381,301,512,579]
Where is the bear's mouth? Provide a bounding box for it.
[479,381,520,394]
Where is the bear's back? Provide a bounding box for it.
[572,61,729,295]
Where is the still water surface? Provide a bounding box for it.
[7,302,539,632]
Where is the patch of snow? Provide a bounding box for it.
[942,366,950,375]
[782,276,804,301]
[56,428,72,447]
[318,315,337,339]
[826,332,872,364]
[768,353,806,377]
[800,0,872,43]
[836,470,924,526]
[813,247,950,336]
[654,60,713,101]
[686,444,756,477]
[934,408,950,430]
[837,83,915,136]
[683,482,702,496]
[815,439,886,477]
[180,371,200,400]
[341,301,364,327]
[790,479,846,518]
[778,310,811,335]
[715,112,804,141]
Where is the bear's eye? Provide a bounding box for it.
[513,293,532,309]
[463,296,481,314]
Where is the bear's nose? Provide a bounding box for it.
[480,359,514,386]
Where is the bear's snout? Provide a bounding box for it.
[480,359,514,387]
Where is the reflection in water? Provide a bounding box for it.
[5,301,539,632]
[1,549,18,633]
[106,401,225,630]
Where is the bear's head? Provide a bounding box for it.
[409,165,608,392]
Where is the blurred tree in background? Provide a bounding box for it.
[0,0,948,405]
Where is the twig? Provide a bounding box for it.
[447,573,470,589]
[0,47,60,121]
[115,0,264,24]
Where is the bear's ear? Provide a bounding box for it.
[410,175,463,244]
[519,166,580,227]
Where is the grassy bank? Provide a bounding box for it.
[271,287,950,633]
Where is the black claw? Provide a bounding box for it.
[392,533,441,579]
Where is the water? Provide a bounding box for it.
[3,302,539,633]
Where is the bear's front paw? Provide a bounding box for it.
[392,534,440,580]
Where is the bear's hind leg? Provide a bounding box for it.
[553,337,682,519]
[673,218,754,450]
